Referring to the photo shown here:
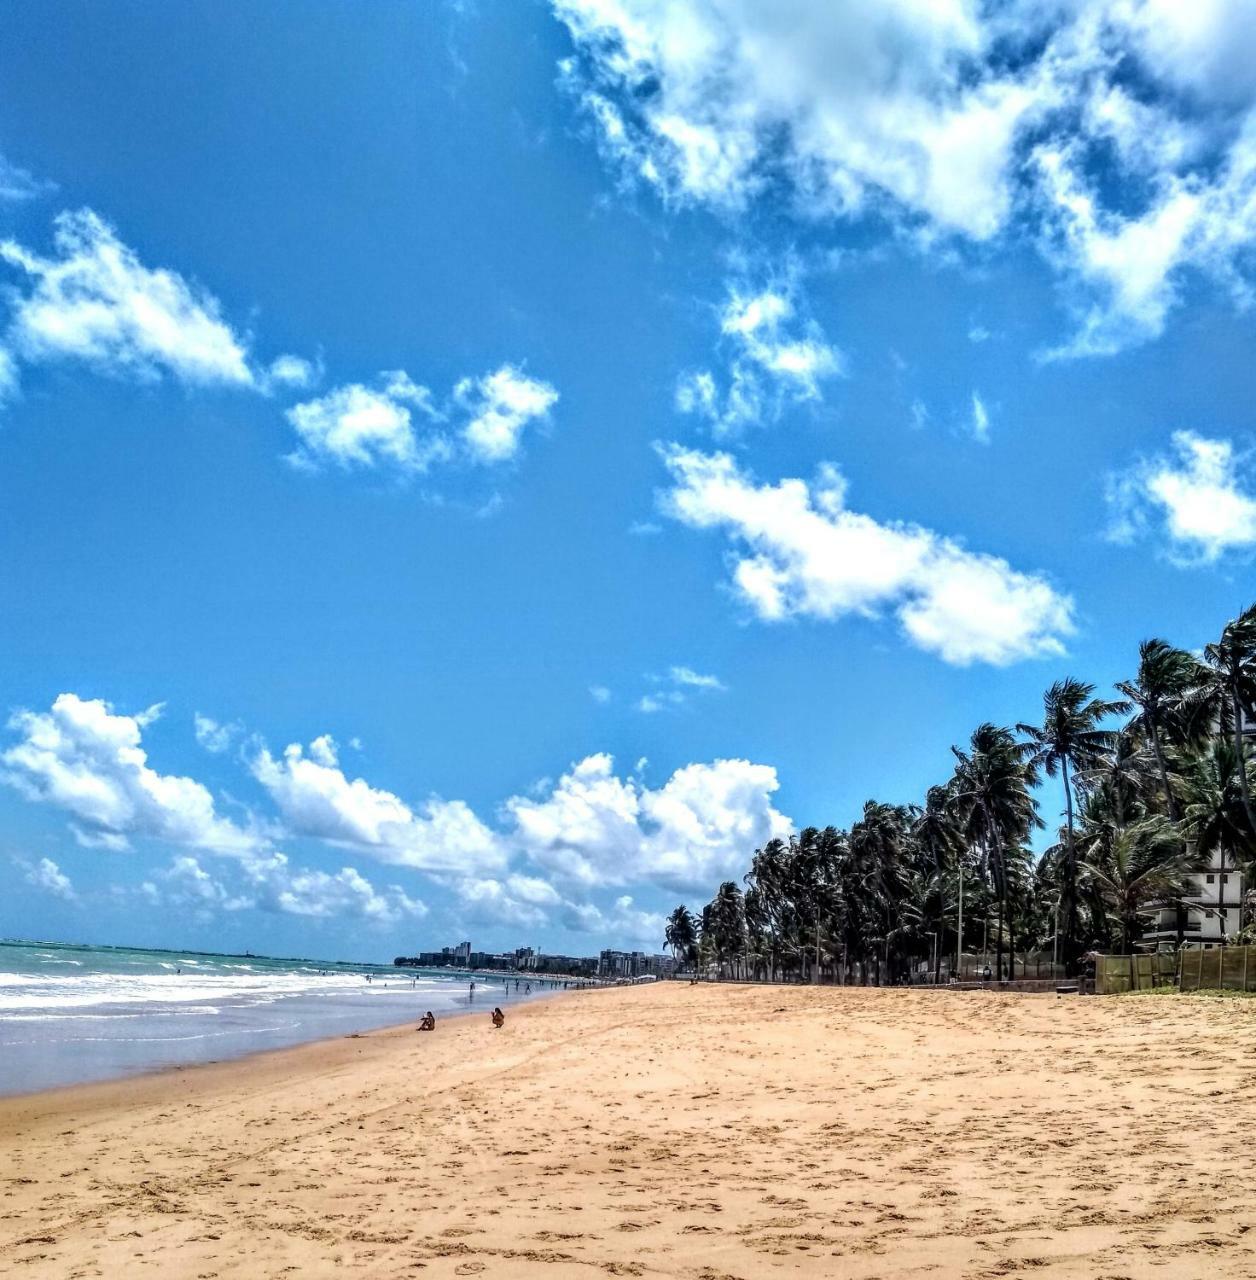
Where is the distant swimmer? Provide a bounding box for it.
[469,980,476,1000]
[418,1011,436,1032]
[491,1007,505,1028]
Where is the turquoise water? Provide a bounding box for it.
[0,939,546,1095]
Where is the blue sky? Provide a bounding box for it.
[4,0,1256,962]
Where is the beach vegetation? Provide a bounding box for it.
[669,603,1256,983]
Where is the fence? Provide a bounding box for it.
[1094,952,1178,994]
[943,951,1066,982]
[1178,944,1256,993]
[1093,946,1256,993]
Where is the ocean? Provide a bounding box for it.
[0,939,553,1096]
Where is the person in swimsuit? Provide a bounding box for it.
[491,1007,505,1028]
[418,1011,435,1031]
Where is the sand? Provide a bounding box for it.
[2,982,1255,1279]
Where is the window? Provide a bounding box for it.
[1221,874,1229,885]
[1221,909,1229,921]
[1207,874,1215,884]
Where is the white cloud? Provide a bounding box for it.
[251,735,506,876]
[669,664,724,691]
[0,346,18,404]
[193,713,240,754]
[1107,430,1256,561]
[561,893,666,944]
[636,664,726,713]
[589,684,612,703]
[284,371,446,473]
[456,364,559,463]
[2,697,437,925]
[678,283,843,433]
[0,154,50,202]
[454,875,556,929]
[969,391,991,444]
[2,694,261,855]
[19,856,76,901]
[0,209,255,387]
[506,751,791,890]
[2,690,812,926]
[658,444,1073,666]
[265,353,319,391]
[151,854,251,913]
[555,0,1024,235]
[286,365,558,474]
[246,854,427,923]
[554,0,1256,355]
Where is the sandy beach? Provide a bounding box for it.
[2,982,1255,1279]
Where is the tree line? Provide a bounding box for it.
[663,605,1256,982]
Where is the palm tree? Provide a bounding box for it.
[1082,726,1152,831]
[849,801,912,983]
[1018,679,1128,970]
[1081,816,1204,953]
[910,784,963,981]
[744,837,794,981]
[1199,604,1256,838]
[706,881,747,979]
[664,905,697,972]
[950,725,1039,981]
[1117,638,1203,820]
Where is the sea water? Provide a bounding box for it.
[0,939,545,1095]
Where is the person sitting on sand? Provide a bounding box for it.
[491,1007,505,1028]
[418,1011,435,1031]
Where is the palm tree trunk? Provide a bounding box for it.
[1231,689,1256,838]
[1148,720,1179,821]
[1062,755,1078,974]
[994,860,1005,982]
[1007,885,1016,981]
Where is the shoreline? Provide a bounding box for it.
[0,984,574,1106]
[6,982,1256,1278]
[0,1001,477,1110]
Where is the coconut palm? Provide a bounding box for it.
[664,905,697,971]
[1081,816,1204,953]
[1199,603,1256,838]
[950,724,1039,981]
[910,784,963,981]
[1117,638,1204,820]
[1018,679,1129,970]
[1082,726,1153,830]
[849,801,913,983]
[705,881,747,979]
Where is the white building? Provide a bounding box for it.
[1143,710,1252,949]
[1142,851,1243,948]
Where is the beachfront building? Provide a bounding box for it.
[393,940,476,968]
[530,953,598,977]
[598,950,675,979]
[1142,709,1253,949]
[1142,852,1244,949]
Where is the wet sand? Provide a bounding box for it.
[2,982,1255,1278]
